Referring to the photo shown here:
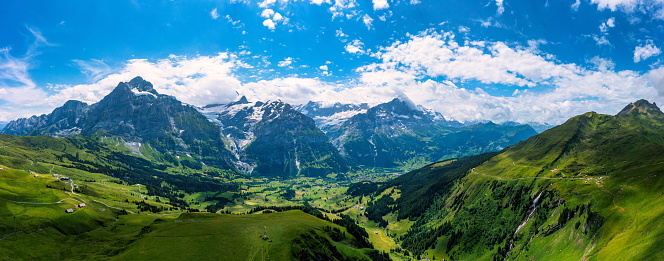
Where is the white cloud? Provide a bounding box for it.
[278,57,294,67]
[354,30,661,123]
[311,0,329,5]
[260,9,287,29]
[477,17,504,28]
[263,19,276,30]
[273,12,284,21]
[588,56,616,71]
[329,0,359,19]
[225,15,242,27]
[366,31,580,87]
[259,0,277,8]
[372,0,390,10]
[588,0,664,18]
[261,9,275,18]
[496,0,505,15]
[335,29,349,41]
[362,14,374,29]
[634,41,662,62]
[647,66,664,96]
[4,30,663,126]
[599,17,616,32]
[34,54,245,113]
[593,35,611,45]
[210,8,220,20]
[572,0,581,10]
[591,0,639,11]
[24,26,56,58]
[72,59,113,82]
[345,39,365,54]
[0,27,56,120]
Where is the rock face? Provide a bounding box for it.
[326,98,537,169]
[1,77,236,170]
[2,100,89,136]
[617,99,664,117]
[201,98,347,177]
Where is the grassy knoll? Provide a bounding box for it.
[114,210,373,261]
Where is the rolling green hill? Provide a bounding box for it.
[0,160,386,260]
[363,100,664,260]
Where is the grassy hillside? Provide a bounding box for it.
[0,161,385,260]
[362,104,664,260]
[115,210,373,261]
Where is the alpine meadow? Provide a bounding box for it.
[1,1,664,260]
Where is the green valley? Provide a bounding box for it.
[2,93,664,261]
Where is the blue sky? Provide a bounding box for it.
[1,0,664,124]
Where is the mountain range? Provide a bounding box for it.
[361,99,664,260]
[1,77,537,176]
[2,77,237,171]
[0,77,662,260]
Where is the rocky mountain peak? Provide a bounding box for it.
[127,76,158,94]
[617,99,664,117]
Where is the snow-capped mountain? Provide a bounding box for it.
[325,98,537,169]
[201,97,347,177]
[295,101,371,133]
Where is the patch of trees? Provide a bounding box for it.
[400,222,451,256]
[331,214,372,249]
[134,200,166,213]
[346,181,381,197]
[204,196,232,213]
[365,195,396,227]
[281,188,296,200]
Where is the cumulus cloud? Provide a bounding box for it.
[263,19,276,30]
[355,30,660,123]
[210,8,220,20]
[345,39,365,54]
[647,66,664,96]
[273,12,284,21]
[4,30,663,125]
[599,17,615,32]
[261,9,275,18]
[260,8,287,29]
[365,31,581,87]
[277,57,294,67]
[634,41,661,62]
[372,0,389,10]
